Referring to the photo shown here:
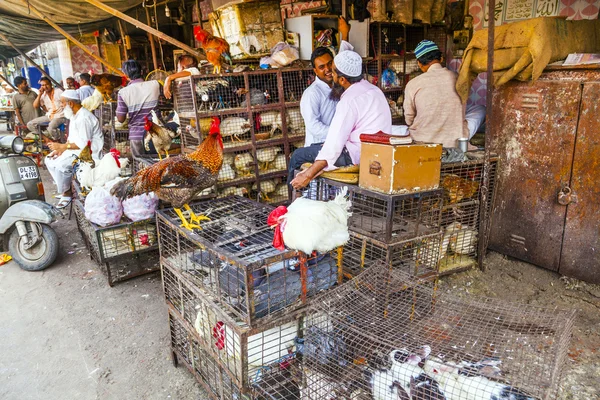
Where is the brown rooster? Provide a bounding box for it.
[193,26,232,74]
[144,110,180,160]
[111,117,223,231]
[90,74,128,102]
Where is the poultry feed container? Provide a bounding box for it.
[359,141,442,195]
[156,196,342,328]
[162,262,304,397]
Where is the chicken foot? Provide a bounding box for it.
[173,207,203,231]
[183,204,211,226]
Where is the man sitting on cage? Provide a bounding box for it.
[289,50,392,190]
[45,90,103,209]
[300,16,353,148]
[163,54,201,100]
[403,40,471,148]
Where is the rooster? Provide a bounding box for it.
[193,26,232,74]
[77,148,130,191]
[144,110,180,160]
[110,117,223,231]
[267,187,352,254]
[90,73,128,102]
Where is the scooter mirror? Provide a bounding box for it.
[0,135,24,154]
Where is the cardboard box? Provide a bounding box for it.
[359,142,442,194]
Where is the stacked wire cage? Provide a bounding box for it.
[158,196,346,398]
[438,152,499,274]
[298,178,444,281]
[171,67,314,204]
[282,261,575,400]
[72,181,159,286]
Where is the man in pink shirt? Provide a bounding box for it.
[289,50,392,189]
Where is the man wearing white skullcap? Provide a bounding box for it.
[46,89,103,209]
[289,50,391,189]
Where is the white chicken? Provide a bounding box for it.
[234,152,254,176]
[257,111,283,136]
[286,107,305,133]
[441,222,478,255]
[77,149,130,191]
[267,186,352,254]
[256,146,280,170]
[217,163,236,182]
[81,88,104,112]
[252,179,277,202]
[272,154,287,171]
[221,116,251,142]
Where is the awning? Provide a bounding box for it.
[0,0,141,58]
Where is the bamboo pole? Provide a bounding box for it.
[18,0,126,77]
[145,7,159,70]
[117,19,129,60]
[0,72,18,91]
[0,32,64,90]
[83,0,205,60]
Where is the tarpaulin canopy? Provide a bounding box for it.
[0,0,141,58]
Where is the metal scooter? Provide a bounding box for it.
[0,135,60,270]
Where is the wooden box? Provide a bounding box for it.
[210,0,284,59]
[359,142,442,194]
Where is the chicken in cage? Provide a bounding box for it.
[220,113,252,145]
[193,75,245,113]
[247,71,279,105]
[157,197,342,327]
[256,145,287,174]
[296,262,575,400]
[253,177,286,203]
[285,107,306,137]
[254,110,285,140]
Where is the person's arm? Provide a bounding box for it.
[47,141,79,156]
[403,85,416,126]
[164,70,193,99]
[300,91,331,144]
[116,94,128,123]
[33,91,44,110]
[13,97,25,126]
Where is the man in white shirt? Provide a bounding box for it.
[300,16,353,147]
[46,90,103,209]
[76,73,95,101]
[27,77,67,142]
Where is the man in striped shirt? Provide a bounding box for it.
[116,59,160,158]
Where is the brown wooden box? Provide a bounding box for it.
[359,142,442,194]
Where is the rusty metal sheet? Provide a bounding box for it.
[488,80,581,270]
[559,82,600,284]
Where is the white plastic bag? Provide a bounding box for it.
[84,187,123,227]
[122,193,159,222]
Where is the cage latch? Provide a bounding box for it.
[369,161,382,176]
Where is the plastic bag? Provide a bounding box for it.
[84,187,123,227]
[123,193,159,222]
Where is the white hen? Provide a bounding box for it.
[78,149,130,190]
[268,186,351,254]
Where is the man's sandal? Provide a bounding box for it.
[56,196,72,209]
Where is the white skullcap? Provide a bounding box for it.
[61,89,80,101]
[334,50,363,78]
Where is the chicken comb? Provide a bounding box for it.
[87,140,91,148]
[121,75,128,87]
[208,116,221,135]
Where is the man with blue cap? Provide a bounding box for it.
[289,50,391,189]
[403,40,469,148]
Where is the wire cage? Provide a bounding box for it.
[252,176,288,205]
[73,199,159,286]
[438,152,499,274]
[298,178,443,244]
[156,196,342,327]
[281,69,315,104]
[284,107,306,142]
[163,262,305,395]
[298,261,575,400]
[341,230,443,280]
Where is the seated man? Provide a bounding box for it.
[289,50,392,190]
[403,40,468,147]
[163,54,201,99]
[301,16,353,147]
[27,77,67,142]
[76,73,95,101]
[46,90,103,209]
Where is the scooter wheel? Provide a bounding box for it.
[8,223,59,271]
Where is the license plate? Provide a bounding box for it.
[18,166,39,180]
